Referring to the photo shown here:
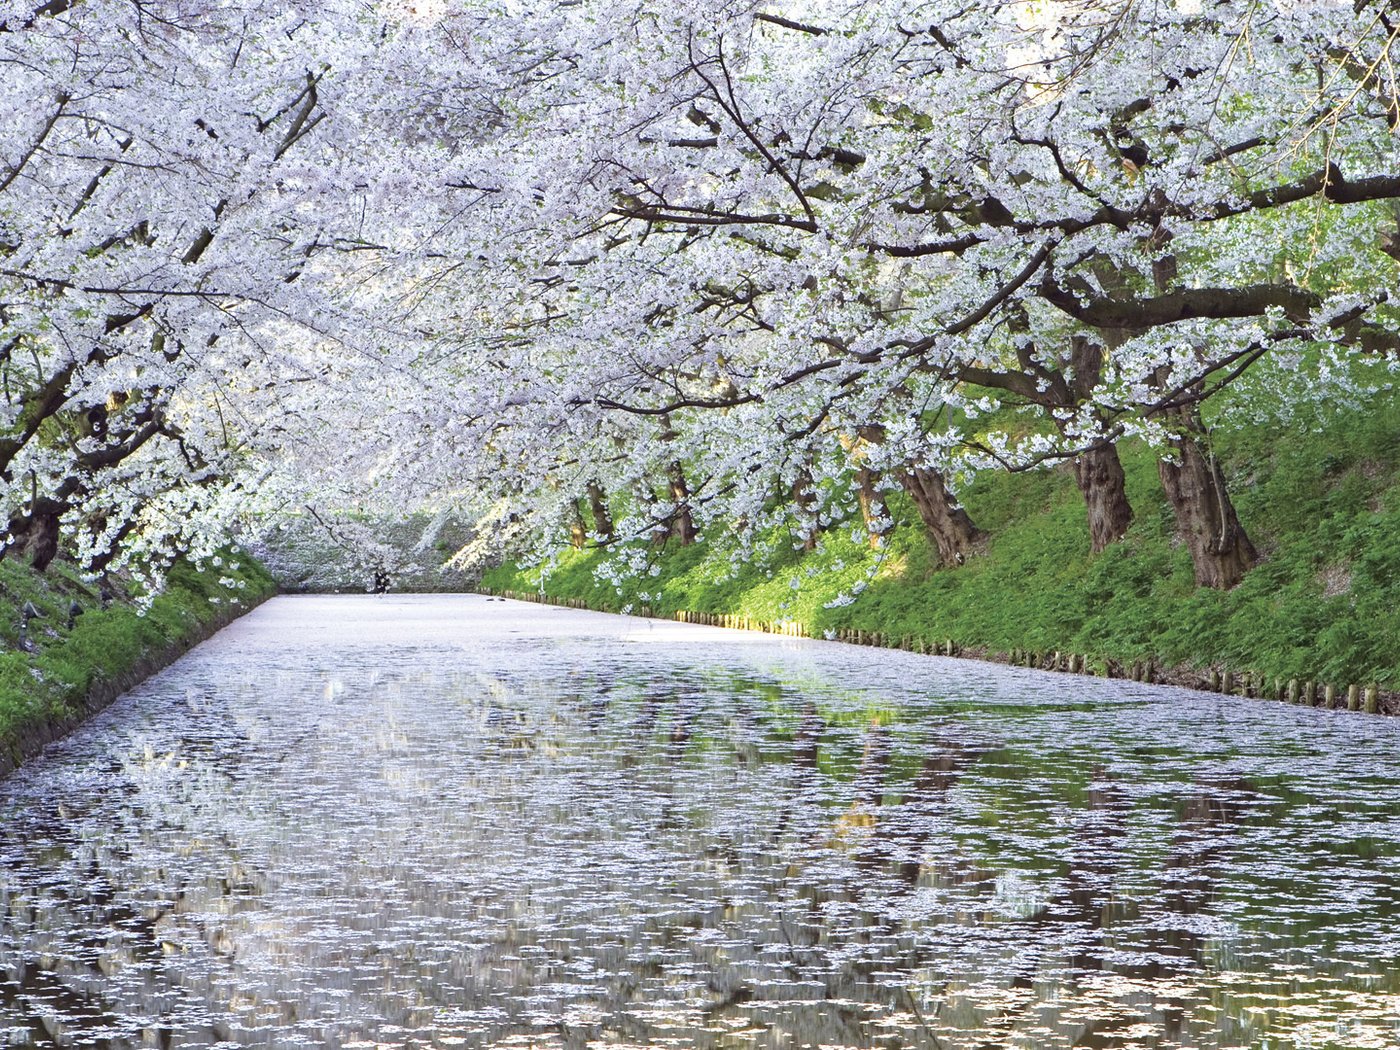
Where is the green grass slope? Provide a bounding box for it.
[484,393,1400,692]
[0,553,277,772]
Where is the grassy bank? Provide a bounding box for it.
[484,393,1400,700]
[0,553,277,774]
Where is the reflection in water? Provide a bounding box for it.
[1,595,1399,1049]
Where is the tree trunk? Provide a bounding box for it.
[791,468,820,551]
[84,515,141,576]
[568,500,587,550]
[856,467,886,549]
[5,498,64,572]
[1073,442,1134,552]
[667,461,696,546]
[586,481,614,541]
[1157,422,1257,589]
[899,466,985,567]
[635,483,670,547]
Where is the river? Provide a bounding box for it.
[1,594,1398,1048]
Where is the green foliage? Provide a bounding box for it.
[0,552,276,750]
[485,391,1400,687]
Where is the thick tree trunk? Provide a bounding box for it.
[5,498,64,572]
[791,468,820,551]
[1158,424,1257,589]
[83,515,140,576]
[586,481,614,541]
[1073,443,1134,552]
[856,467,886,549]
[635,484,670,547]
[899,466,985,567]
[568,501,587,550]
[667,462,696,546]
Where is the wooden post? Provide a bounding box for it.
[1365,684,1380,714]
[1324,683,1336,709]
[1347,684,1362,711]
[1304,680,1317,706]
[1286,679,1300,704]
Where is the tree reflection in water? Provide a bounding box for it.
[1,595,1398,1049]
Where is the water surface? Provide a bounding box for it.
[2,595,1398,1048]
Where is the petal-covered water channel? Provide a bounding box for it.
[2,595,1398,1049]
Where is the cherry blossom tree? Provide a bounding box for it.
[404,0,1400,587]
[0,0,398,582]
[4,0,1399,594]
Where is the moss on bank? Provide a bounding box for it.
[0,553,277,773]
[483,392,1400,692]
